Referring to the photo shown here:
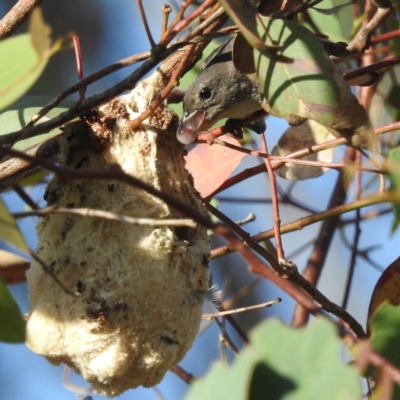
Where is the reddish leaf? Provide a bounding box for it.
[0,250,30,284]
[368,256,400,325]
[184,136,246,198]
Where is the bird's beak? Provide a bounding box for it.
[177,110,207,144]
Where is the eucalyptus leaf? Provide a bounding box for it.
[0,8,57,111]
[307,0,353,42]
[312,0,355,16]
[254,17,339,125]
[387,146,400,231]
[368,303,400,398]
[186,318,361,400]
[217,0,284,58]
[254,16,374,149]
[0,278,25,343]
[0,96,74,151]
[0,197,28,252]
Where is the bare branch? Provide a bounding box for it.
[0,0,44,40]
[13,206,197,228]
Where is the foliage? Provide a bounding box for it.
[187,318,361,400]
[1,0,400,399]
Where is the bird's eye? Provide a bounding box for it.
[199,87,212,99]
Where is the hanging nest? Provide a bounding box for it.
[26,67,210,396]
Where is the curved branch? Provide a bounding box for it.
[0,0,44,40]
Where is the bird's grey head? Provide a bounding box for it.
[177,58,262,144]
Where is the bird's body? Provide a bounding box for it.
[177,35,379,146]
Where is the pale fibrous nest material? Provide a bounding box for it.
[26,68,210,396]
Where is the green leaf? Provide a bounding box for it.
[386,85,400,122]
[0,277,25,343]
[0,197,28,252]
[307,0,353,42]
[386,19,400,56]
[254,17,340,126]
[0,8,54,111]
[186,350,256,400]
[186,318,361,400]
[0,34,48,110]
[217,0,283,58]
[18,171,48,187]
[369,303,400,398]
[0,96,73,151]
[254,17,374,149]
[387,147,400,231]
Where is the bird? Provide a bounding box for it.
[177,35,380,145]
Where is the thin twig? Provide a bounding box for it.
[128,44,196,130]
[371,29,400,44]
[340,68,374,310]
[72,35,86,101]
[13,206,197,228]
[0,134,60,191]
[214,318,239,354]
[12,184,39,210]
[341,174,362,309]
[0,44,179,147]
[0,0,44,40]
[161,0,217,44]
[260,133,285,260]
[235,212,256,226]
[63,366,93,396]
[205,201,367,336]
[205,201,277,266]
[347,7,393,53]
[216,227,366,337]
[3,3,226,150]
[210,190,399,260]
[25,9,227,130]
[30,252,80,297]
[291,145,355,328]
[152,387,165,400]
[27,51,152,127]
[214,137,386,175]
[170,365,195,384]
[222,278,263,310]
[203,298,281,319]
[343,56,400,82]
[161,4,172,36]
[160,0,194,44]
[1,147,215,230]
[184,7,228,42]
[137,0,156,48]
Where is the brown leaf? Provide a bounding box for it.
[368,257,400,325]
[0,249,30,284]
[232,33,256,76]
[29,7,52,56]
[272,120,335,180]
[184,136,246,198]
